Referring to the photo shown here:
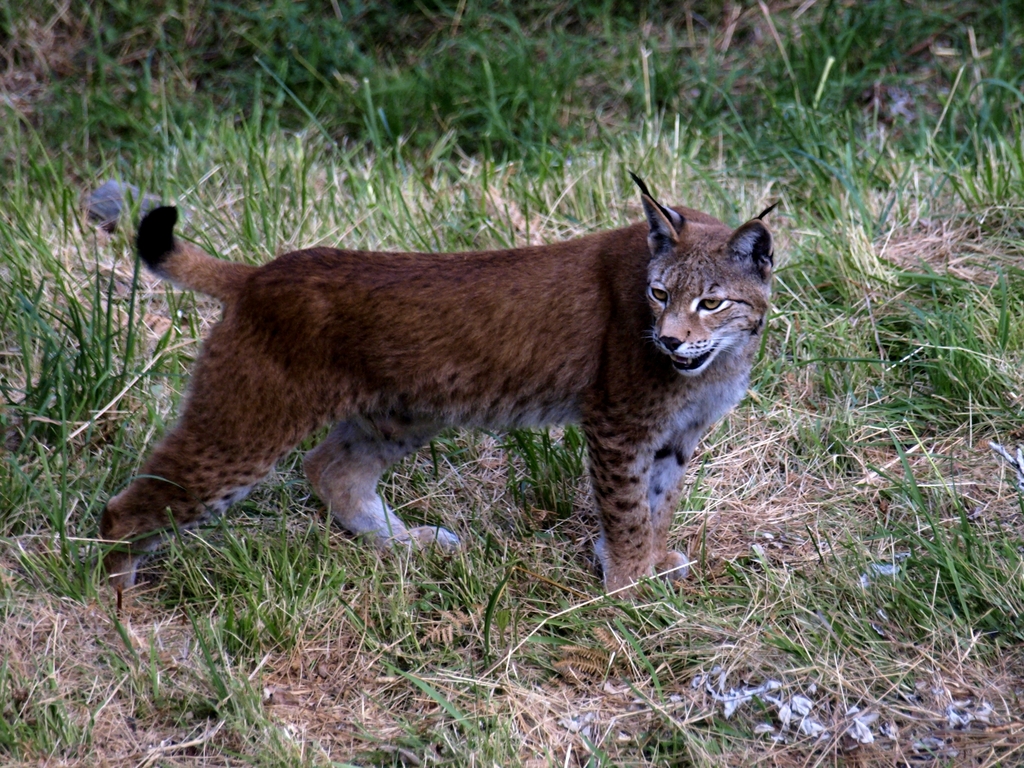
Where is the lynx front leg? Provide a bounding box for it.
[304,417,459,551]
[647,441,695,582]
[585,424,657,592]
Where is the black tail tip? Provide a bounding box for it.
[137,206,178,270]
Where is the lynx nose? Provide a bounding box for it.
[659,335,682,352]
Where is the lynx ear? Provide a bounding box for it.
[756,201,780,221]
[729,220,773,281]
[629,171,684,255]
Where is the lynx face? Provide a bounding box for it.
[646,247,771,375]
[638,185,774,377]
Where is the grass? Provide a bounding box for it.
[2,1,1024,765]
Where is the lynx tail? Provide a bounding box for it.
[136,206,252,302]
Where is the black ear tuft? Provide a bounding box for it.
[728,221,774,280]
[628,171,654,199]
[756,201,780,221]
[137,206,178,271]
[630,171,685,241]
[639,196,678,255]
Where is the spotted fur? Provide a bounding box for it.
[100,178,776,594]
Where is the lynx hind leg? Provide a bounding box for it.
[647,443,693,582]
[100,427,291,588]
[304,417,460,551]
[100,350,312,589]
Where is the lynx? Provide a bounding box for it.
[100,175,777,594]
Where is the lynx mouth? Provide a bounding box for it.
[669,349,713,372]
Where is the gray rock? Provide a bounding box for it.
[86,180,164,232]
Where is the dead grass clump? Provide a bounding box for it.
[882,219,1005,285]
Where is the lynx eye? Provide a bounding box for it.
[699,298,724,311]
[649,286,669,303]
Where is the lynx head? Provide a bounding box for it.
[630,172,776,376]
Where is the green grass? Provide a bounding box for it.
[3,1,1024,765]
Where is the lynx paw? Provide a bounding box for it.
[601,552,689,594]
[601,561,654,595]
[393,525,461,552]
[103,549,141,591]
[656,550,691,582]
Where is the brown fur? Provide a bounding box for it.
[101,183,776,594]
